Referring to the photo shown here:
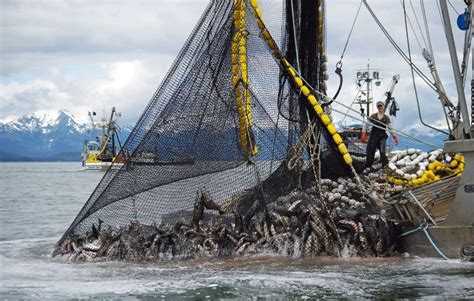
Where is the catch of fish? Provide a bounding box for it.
[52,163,404,262]
[52,148,464,262]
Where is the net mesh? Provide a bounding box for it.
[56,0,361,249]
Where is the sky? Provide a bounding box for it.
[0,0,471,135]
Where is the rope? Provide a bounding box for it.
[461,1,473,86]
[398,224,449,260]
[398,0,424,51]
[399,225,422,237]
[286,117,321,184]
[422,228,449,260]
[300,114,344,251]
[420,0,455,135]
[274,4,449,148]
[269,103,281,174]
[249,0,360,181]
[331,0,363,101]
[407,191,437,225]
[287,123,312,171]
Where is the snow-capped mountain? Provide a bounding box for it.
[0,110,132,160]
[0,110,88,135]
[0,110,445,161]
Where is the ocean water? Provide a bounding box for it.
[0,162,473,300]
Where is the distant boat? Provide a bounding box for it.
[82,107,125,171]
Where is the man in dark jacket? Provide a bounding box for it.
[361,101,398,168]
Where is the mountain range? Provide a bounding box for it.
[0,110,447,162]
[0,110,132,161]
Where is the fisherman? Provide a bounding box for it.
[361,101,398,168]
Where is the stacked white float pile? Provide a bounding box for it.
[386,149,464,187]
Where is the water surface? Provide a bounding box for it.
[0,162,472,299]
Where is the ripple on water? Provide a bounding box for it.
[1,163,473,299]
[1,236,474,299]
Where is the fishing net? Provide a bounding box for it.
[54,0,390,260]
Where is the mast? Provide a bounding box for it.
[439,0,471,138]
[366,64,370,117]
[355,63,381,118]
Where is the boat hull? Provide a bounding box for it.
[397,138,474,259]
[83,161,123,171]
[399,225,473,259]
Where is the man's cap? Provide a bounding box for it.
[376,101,384,107]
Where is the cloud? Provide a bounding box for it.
[0,60,169,124]
[1,0,208,123]
[1,0,209,74]
[92,60,161,122]
[1,78,72,118]
[0,0,471,135]
[324,0,471,132]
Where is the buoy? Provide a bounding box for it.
[457,12,469,31]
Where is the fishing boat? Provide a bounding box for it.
[364,0,473,260]
[327,0,473,260]
[82,107,126,171]
[54,0,472,262]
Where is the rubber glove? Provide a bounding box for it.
[361,131,368,142]
[393,134,398,145]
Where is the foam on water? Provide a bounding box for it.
[1,236,473,299]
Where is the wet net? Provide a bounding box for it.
[54,0,392,260]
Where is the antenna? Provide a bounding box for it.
[88,111,97,140]
[355,62,382,117]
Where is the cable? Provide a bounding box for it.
[460,2,473,86]
[409,0,429,49]
[322,92,442,149]
[341,85,364,126]
[338,0,363,64]
[421,0,435,66]
[330,106,442,149]
[448,0,460,14]
[403,0,450,136]
[332,0,363,102]
[282,59,444,149]
[289,0,301,73]
[420,0,454,135]
[313,84,443,148]
[400,0,425,51]
[362,0,437,92]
